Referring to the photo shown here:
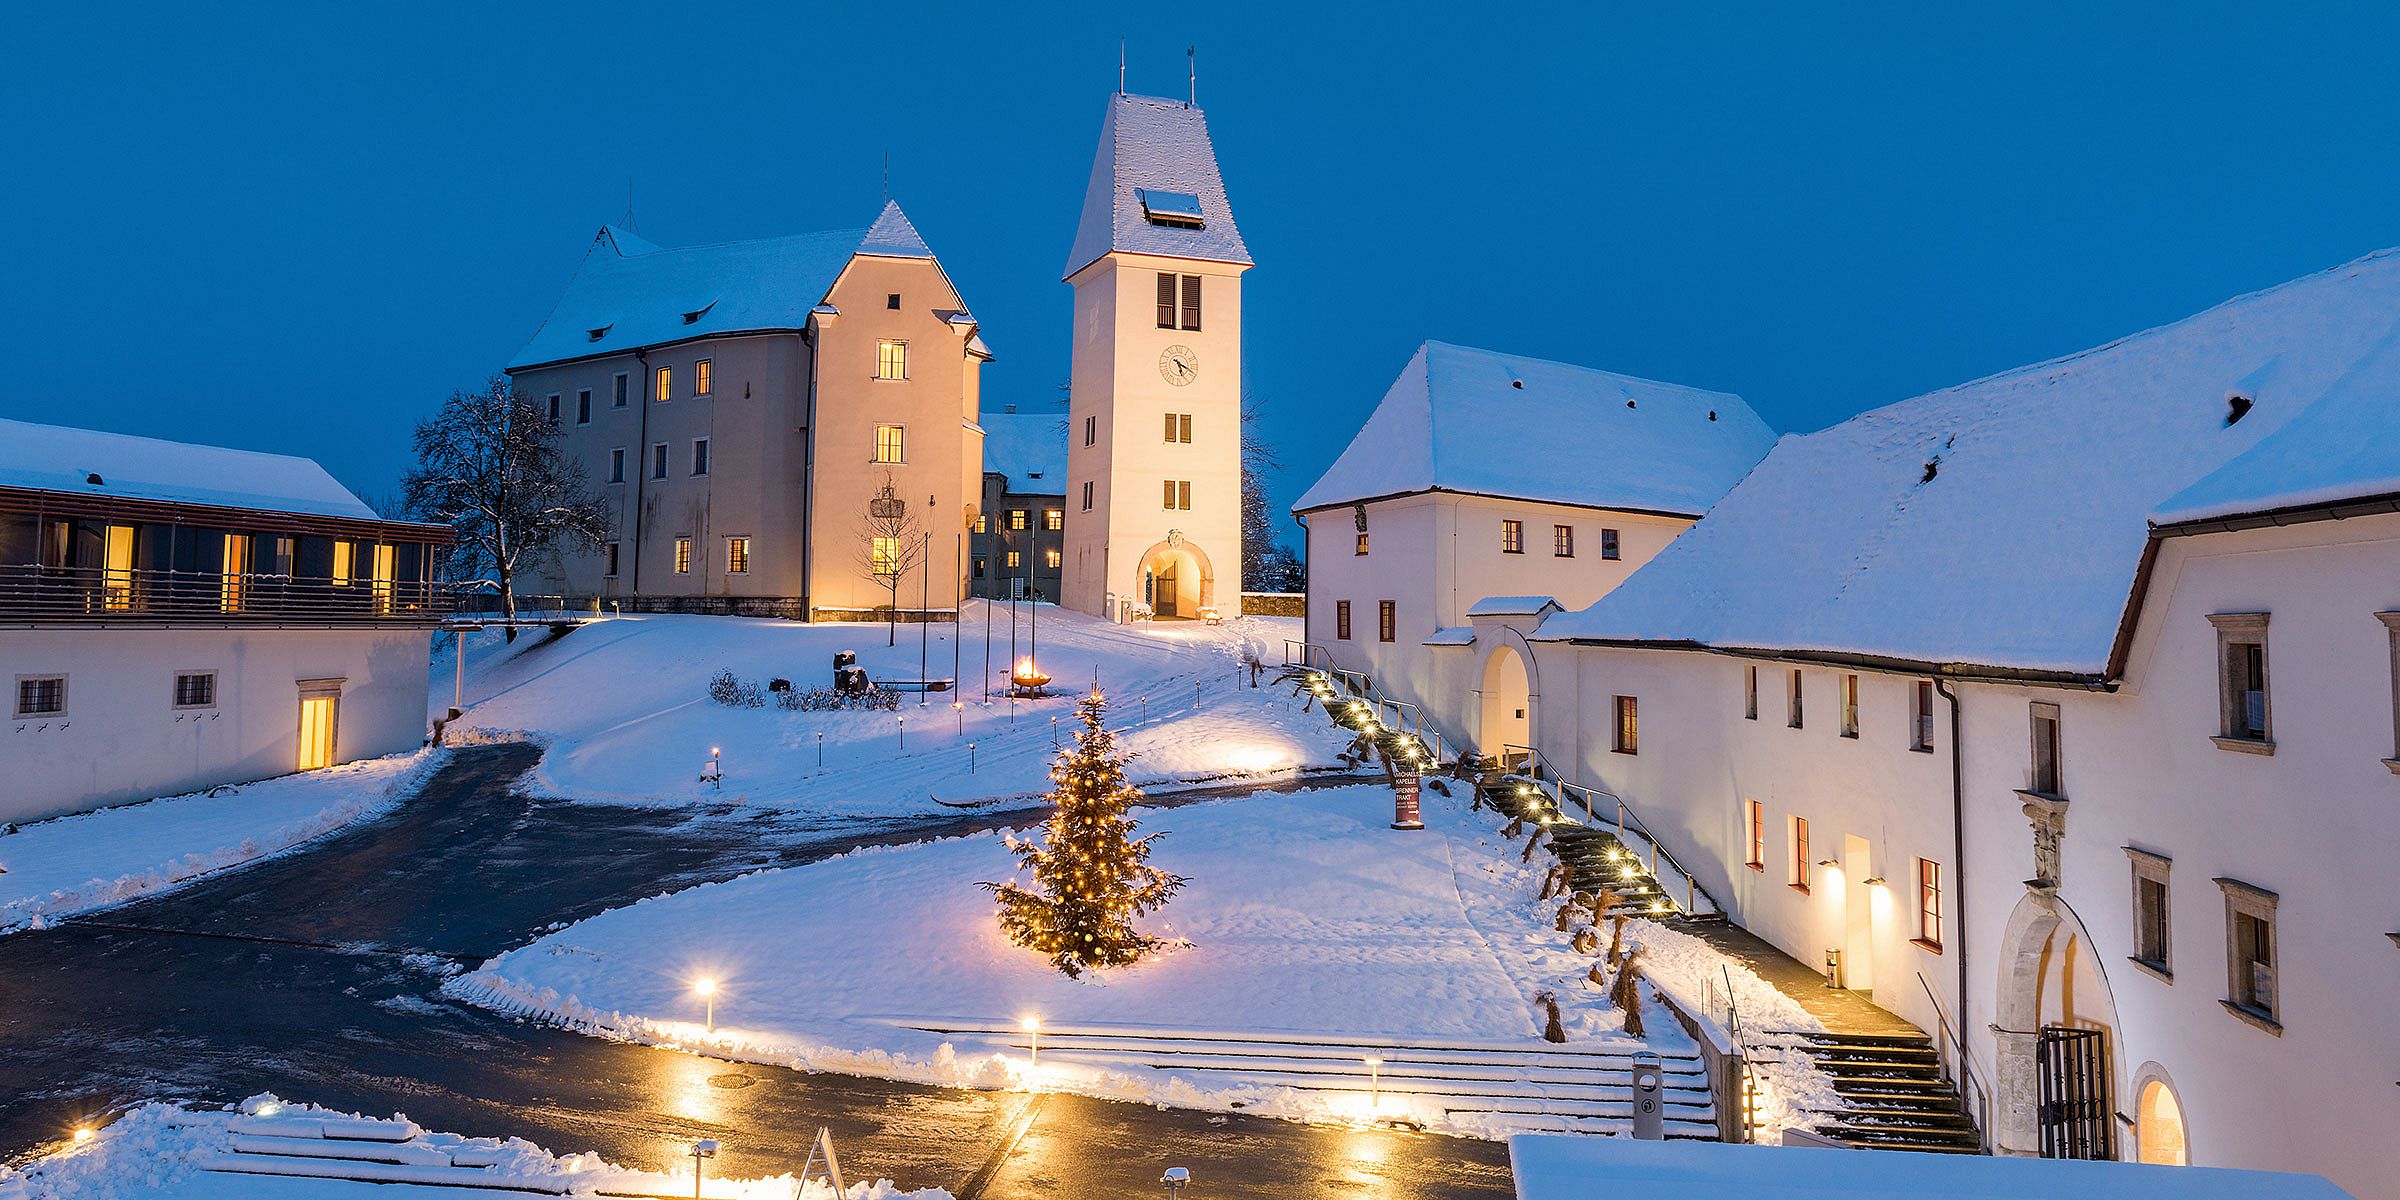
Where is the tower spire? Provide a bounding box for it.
[1187,45,1196,107]
[1119,40,1126,95]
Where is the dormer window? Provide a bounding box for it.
[682,300,715,325]
[1136,188,1205,229]
[586,324,612,343]
[2226,393,2254,426]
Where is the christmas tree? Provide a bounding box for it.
[982,688,1186,978]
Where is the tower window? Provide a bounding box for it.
[1180,275,1202,331]
[1165,413,1193,443]
[876,340,908,381]
[1084,415,1097,446]
[1137,188,1206,228]
[1156,273,1177,329]
[1164,480,1191,511]
[875,424,906,464]
[1082,480,1094,511]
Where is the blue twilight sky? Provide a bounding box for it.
[6,3,2399,535]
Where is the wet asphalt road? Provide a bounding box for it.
[0,744,1513,1197]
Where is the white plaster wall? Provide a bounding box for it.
[1,626,431,825]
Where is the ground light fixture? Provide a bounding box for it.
[689,1138,719,1200]
[1365,1056,1383,1111]
[693,977,717,1032]
[71,1127,94,1144]
[1161,1165,1191,1197]
[1022,1015,1041,1072]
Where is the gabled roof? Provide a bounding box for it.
[510,202,949,372]
[1467,595,1563,618]
[1536,247,2400,677]
[980,409,1069,493]
[2153,321,2400,525]
[1294,342,1776,516]
[0,417,376,521]
[1065,93,1251,279]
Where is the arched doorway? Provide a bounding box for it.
[1135,536,1214,619]
[2133,1069,2189,1165]
[1993,894,2124,1159]
[1477,644,1531,757]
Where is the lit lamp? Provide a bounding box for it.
[1861,876,1886,887]
[1364,1056,1383,1111]
[694,977,717,1032]
[1011,657,1051,692]
[71,1127,94,1145]
[1022,1015,1041,1071]
[690,1139,719,1196]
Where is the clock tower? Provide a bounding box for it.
[1061,90,1252,621]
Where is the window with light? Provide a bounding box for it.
[875,424,906,463]
[877,340,908,380]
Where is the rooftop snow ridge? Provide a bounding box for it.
[1536,245,2400,677]
[1295,340,1777,516]
[0,417,377,520]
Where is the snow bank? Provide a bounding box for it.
[435,608,1353,816]
[0,750,449,935]
[449,782,1696,1136]
[0,1094,948,1199]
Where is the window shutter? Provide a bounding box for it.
[1156,273,1178,328]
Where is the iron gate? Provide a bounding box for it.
[2037,1025,2115,1159]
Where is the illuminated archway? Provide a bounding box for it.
[1992,893,2124,1157]
[1135,536,1214,619]
[1477,644,1532,757]
[2132,1066,2189,1165]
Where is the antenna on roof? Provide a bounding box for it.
[622,177,636,232]
[1119,40,1126,95]
[882,150,890,204]
[1187,45,1196,107]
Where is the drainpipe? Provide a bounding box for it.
[629,349,650,598]
[799,322,822,620]
[1293,511,1310,655]
[1934,675,1972,1128]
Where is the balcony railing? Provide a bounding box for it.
[0,564,454,625]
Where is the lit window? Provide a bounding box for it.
[2210,612,2271,750]
[2128,847,2171,977]
[972,515,987,534]
[332,541,354,588]
[972,557,986,579]
[1009,509,1029,530]
[15,675,65,718]
[652,443,669,480]
[875,424,906,464]
[576,389,592,424]
[726,536,749,574]
[695,359,712,396]
[1912,680,1936,751]
[654,365,672,402]
[692,439,710,476]
[1044,510,1063,531]
[871,536,900,576]
[877,340,908,380]
[1335,600,1352,640]
[2219,878,2278,1028]
[673,536,692,575]
[1501,519,1523,554]
[174,671,216,709]
[1601,528,1621,560]
[1840,674,1860,739]
[609,448,626,484]
[1554,525,1574,557]
[613,373,629,408]
[1788,816,1810,891]
[1745,800,1765,870]
[1006,550,1022,568]
[2030,702,2063,795]
[1917,859,1944,949]
[1744,665,1758,721]
[1044,547,1060,568]
[1788,669,1804,728]
[1378,600,1396,643]
[1355,533,1369,556]
[220,534,249,612]
[1613,696,1638,754]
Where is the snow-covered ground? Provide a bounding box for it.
[0,750,447,936]
[434,606,1353,815]
[448,777,1746,1136]
[0,1095,946,1199]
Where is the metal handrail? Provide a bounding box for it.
[1915,971,1993,1140]
[1502,742,1723,918]
[1282,640,1452,766]
[0,563,452,624]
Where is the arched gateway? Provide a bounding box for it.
[1136,535,1215,619]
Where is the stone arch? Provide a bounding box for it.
[1473,626,1542,758]
[1991,892,2125,1157]
[2129,1061,2190,1166]
[1134,536,1214,619]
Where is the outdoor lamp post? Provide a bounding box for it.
[954,700,964,735]
[816,730,824,767]
[1365,1056,1383,1111]
[689,1139,719,1200]
[1161,1166,1191,1198]
[968,742,976,774]
[1022,1015,1041,1070]
[694,977,717,1032]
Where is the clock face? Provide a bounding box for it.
[1160,345,1199,387]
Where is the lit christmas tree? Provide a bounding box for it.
[982,688,1186,978]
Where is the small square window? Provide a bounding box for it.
[887,292,901,310]
[875,424,906,464]
[173,671,216,709]
[972,557,987,579]
[1044,510,1063,531]
[16,674,66,718]
[1006,549,1022,569]
[1045,548,1061,568]
[972,515,988,535]
[1009,509,1029,530]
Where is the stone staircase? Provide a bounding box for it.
[882,1019,1718,1138]
[1478,776,1721,924]
[1784,1030,1983,1153]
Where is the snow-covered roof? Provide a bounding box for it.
[1466,595,1561,618]
[1064,93,1251,280]
[1537,247,2400,676]
[981,409,1068,493]
[511,202,945,371]
[0,417,376,520]
[1423,626,1477,647]
[1295,342,1777,516]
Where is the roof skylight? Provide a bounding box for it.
[1136,188,1205,229]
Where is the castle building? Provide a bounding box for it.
[971,406,1067,601]
[1062,92,1250,621]
[508,203,989,620]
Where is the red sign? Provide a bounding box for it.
[1392,773,1424,830]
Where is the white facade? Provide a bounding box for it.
[4,626,433,826]
[1062,93,1250,621]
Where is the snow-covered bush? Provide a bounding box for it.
[775,686,900,712]
[707,670,765,708]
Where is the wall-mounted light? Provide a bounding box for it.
[1816,858,1839,868]
[1861,876,1886,887]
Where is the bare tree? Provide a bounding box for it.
[1240,394,1303,592]
[402,376,611,622]
[855,475,929,646]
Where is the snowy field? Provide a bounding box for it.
[0,1095,945,1199]
[0,750,447,936]
[449,778,1749,1136]
[436,606,1354,815]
